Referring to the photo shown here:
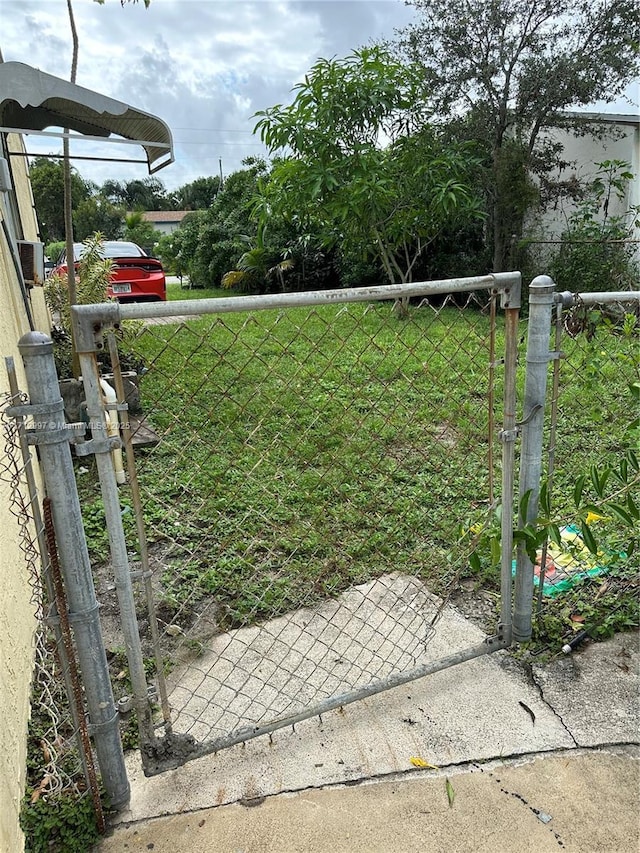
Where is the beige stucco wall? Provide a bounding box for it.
[0,134,49,853]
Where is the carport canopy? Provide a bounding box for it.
[0,61,173,173]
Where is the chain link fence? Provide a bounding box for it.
[528,294,639,655]
[0,383,105,843]
[73,278,519,773]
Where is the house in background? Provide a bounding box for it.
[532,112,640,247]
[142,209,190,236]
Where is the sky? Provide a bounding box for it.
[0,0,417,190]
[1,0,638,193]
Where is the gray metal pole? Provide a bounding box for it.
[17,332,130,808]
[513,276,556,643]
[498,305,520,642]
[77,348,156,747]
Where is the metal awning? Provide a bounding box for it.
[0,61,173,173]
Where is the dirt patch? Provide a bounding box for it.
[93,541,223,676]
[450,578,501,634]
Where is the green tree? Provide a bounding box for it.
[549,160,640,293]
[255,48,482,285]
[174,176,221,210]
[123,212,162,254]
[74,195,124,240]
[100,177,171,210]
[29,157,90,244]
[181,158,270,286]
[221,224,294,293]
[397,0,640,271]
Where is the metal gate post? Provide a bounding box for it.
[513,276,556,643]
[16,332,130,808]
[498,299,521,642]
[72,310,157,752]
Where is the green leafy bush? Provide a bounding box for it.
[21,794,100,853]
[550,160,640,293]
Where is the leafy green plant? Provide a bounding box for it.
[255,47,484,285]
[21,794,101,853]
[550,160,640,293]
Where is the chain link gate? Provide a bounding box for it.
[71,274,521,776]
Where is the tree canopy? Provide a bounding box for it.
[255,47,483,285]
[396,0,640,270]
[29,158,91,244]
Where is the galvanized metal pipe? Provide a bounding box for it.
[499,306,520,639]
[114,273,519,322]
[557,291,640,306]
[144,636,508,775]
[105,331,172,731]
[513,276,556,643]
[17,332,130,808]
[77,349,157,747]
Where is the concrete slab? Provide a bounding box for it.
[97,747,639,853]
[115,570,577,823]
[532,632,640,746]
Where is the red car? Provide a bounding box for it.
[54,241,166,303]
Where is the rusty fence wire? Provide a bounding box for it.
[530,294,639,655]
[0,384,104,834]
[75,284,521,772]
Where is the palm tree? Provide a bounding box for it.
[221,226,294,293]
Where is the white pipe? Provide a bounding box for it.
[100,378,126,485]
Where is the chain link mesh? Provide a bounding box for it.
[90,292,511,755]
[532,296,639,654]
[0,393,97,809]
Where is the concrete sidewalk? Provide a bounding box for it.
[96,631,639,853]
[97,747,638,852]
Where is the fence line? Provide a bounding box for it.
[70,273,521,775]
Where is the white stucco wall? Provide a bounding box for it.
[533,114,640,242]
[0,134,48,853]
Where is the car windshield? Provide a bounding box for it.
[70,242,147,261]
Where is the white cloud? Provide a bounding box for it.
[2,1,635,191]
[1,1,415,188]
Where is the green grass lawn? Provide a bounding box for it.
[166,281,230,301]
[82,298,639,652]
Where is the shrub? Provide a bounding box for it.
[549,160,640,294]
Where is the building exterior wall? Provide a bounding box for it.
[141,211,190,236]
[0,133,48,853]
[533,115,640,242]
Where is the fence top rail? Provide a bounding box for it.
[71,272,521,351]
[556,290,640,307]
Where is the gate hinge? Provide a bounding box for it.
[485,627,508,647]
[499,427,519,443]
[26,421,86,446]
[74,434,122,457]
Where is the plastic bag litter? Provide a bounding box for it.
[512,525,617,597]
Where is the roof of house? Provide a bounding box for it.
[141,211,191,223]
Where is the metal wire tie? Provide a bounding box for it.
[87,709,120,736]
[129,568,154,582]
[526,351,565,363]
[66,601,101,626]
[104,401,129,413]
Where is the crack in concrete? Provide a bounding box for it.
[527,664,579,748]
